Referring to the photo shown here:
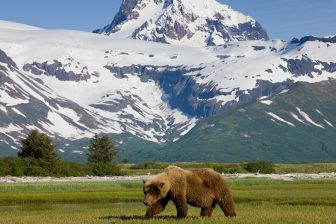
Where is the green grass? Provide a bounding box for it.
[1,203,335,224]
[0,179,335,223]
[0,181,142,205]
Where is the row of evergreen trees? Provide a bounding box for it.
[0,130,121,176]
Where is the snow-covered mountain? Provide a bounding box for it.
[0,9,335,161]
[94,0,268,47]
[0,23,198,148]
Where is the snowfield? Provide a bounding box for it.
[0,20,42,31]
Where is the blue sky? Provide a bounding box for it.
[0,0,335,40]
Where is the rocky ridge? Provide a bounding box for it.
[95,0,269,47]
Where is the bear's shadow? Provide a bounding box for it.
[100,215,198,221]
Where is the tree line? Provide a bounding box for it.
[0,130,122,177]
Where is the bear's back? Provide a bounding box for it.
[164,166,224,187]
[189,168,223,188]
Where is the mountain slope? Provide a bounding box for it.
[0,25,200,156]
[0,49,101,149]
[161,80,336,162]
[0,19,335,162]
[95,0,268,47]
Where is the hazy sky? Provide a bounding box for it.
[0,0,335,40]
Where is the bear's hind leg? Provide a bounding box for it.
[217,184,236,217]
[200,206,215,217]
[218,198,236,217]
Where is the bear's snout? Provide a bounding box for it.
[144,200,149,206]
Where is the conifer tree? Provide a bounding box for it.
[18,130,59,174]
[87,134,116,164]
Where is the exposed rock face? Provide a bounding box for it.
[0,49,17,68]
[290,35,336,45]
[0,51,100,152]
[94,0,143,34]
[23,60,97,81]
[95,0,269,47]
[282,57,336,78]
[105,64,296,118]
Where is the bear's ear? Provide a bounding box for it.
[142,179,146,184]
[159,182,165,188]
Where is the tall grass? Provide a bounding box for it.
[0,179,335,206]
[0,179,335,223]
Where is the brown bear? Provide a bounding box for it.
[143,165,236,218]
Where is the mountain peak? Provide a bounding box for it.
[95,0,269,47]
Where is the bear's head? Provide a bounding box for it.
[143,174,170,206]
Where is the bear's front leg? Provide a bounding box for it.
[145,198,169,219]
[173,195,188,218]
[200,206,215,217]
[145,206,154,219]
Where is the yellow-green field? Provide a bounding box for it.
[0,179,335,224]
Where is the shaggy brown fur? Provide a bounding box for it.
[143,165,236,219]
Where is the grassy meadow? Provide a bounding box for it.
[0,179,335,224]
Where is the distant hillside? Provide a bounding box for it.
[160,80,336,162]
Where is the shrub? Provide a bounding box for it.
[24,159,51,176]
[130,162,166,170]
[202,163,246,174]
[0,157,51,176]
[245,161,275,174]
[122,158,130,164]
[212,165,244,174]
[89,163,123,176]
[58,161,89,177]
[0,157,24,176]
